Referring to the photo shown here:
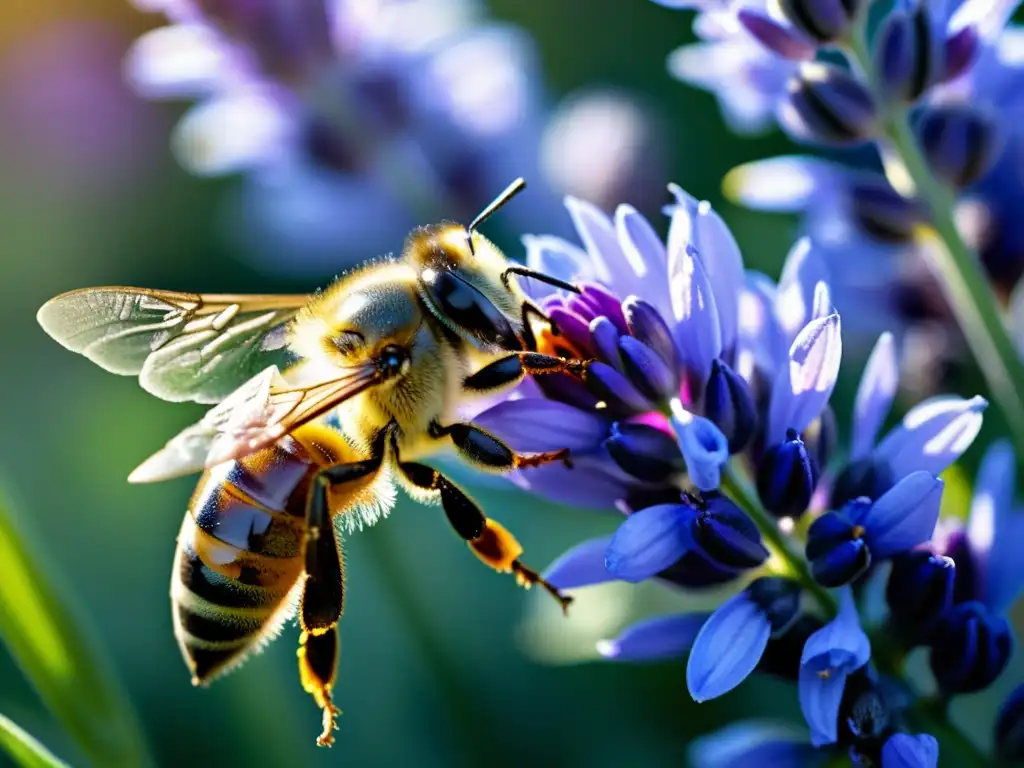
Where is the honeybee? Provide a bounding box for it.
[36,179,588,746]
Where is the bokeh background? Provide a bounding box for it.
[0,1,1017,767]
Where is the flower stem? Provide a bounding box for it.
[846,23,1024,464]
[721,461,837,617]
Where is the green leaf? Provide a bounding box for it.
[0,713,70,768]
[0,496,151,768]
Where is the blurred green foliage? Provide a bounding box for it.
[0,1,1019,767]
[0,714,71,768]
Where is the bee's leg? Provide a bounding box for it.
[298,444,385,747]
[463,351,586,393]
[429,421,573,470]
[398,461,573,614]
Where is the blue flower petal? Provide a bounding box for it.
[881,733,939,768]
[738,272,787,380]
[666,185,745,354]
[687,592,771,702]
[767,312,842,445]
[522,234,593,297]
[672,406,729,491]
[775,237,830,345]
[689,721,823,768]
[544,536,616,589]
[471,398,610,453]
[597,612,710,661]
[615,205,672,320]
[723,156,834,213]
[798,666,848,747]
[668,236,722,386]
[875,395,987,480]
[606,504,695,582]
[852,332,899,460]
[863,472,944,558]
[801,588,871,672]
[565,196,646,299]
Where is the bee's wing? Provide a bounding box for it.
[128,363,384,483]
[37,287,309,404]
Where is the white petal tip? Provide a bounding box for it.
[596,640,619,658]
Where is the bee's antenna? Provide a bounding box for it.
[466,177,527,255]
[501,266,582,294]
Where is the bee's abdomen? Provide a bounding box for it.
[173,441,314,684]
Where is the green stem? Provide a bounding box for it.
[721,462,837,617]
[846,23,1024,463]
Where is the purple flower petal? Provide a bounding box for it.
[875,395,987,480]
[723,156,833,212]
[798,667,848,747]
[738,271,787,379]
[510,461,630,510]
[616,205,673,319]
[471,398,609,453]
[852,332,899,460]
[881,733,939,768]
[949,0,1021,42]
[606,504,696,582]
[864,472,945,557]
[689,721,822,768]
[687,592,771,702]
[767,313,842,445]
[522,234,593,298]
[126,24,228,98]
[775,237,830,345]
[565,196,645,297]
[544,536,615,589]
[668,238,722,385]
[737,9,818,61]
[597,612,710,661]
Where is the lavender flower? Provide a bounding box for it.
[485,183,1005,763]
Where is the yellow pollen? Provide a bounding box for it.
[851,525,865,539]
[817,668,832,680]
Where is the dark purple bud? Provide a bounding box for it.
[886,551,955,642]
[839,669,897,755]
[758,614,825,681]
[618,336,679,403]
[737,9,818,60]
[657,550,738,589]
[917,104,1003,188]
[590,316,623,369]
[747,576,802,633]
[943,26,979,83]
[549,307,595,359]
[874,2,946,103]
[847,176,927,243]
[705,359,758,453]
[806,508,872,587]
[996,685,1024,762]
[624,298,678,371]
[586,361,653,415]
[830,456,896,508]
[690,492,770,570]
[929,601,1012,694]
[756,431,819,518]
[572,284,628,333]
[605,421,684,482]
[781,63,877,147]
[777,0,860,44]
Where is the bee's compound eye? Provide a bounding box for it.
[378,345,410,378]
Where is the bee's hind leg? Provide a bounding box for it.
[298,438,386,747]
[396,459,573,615]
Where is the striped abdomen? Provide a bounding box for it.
[172,434,316,684]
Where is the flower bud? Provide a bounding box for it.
[747,576,802,633]
[756,431,820,518]
[690,493,770,570]
[777,0,861,44]
[586,361,653,415]
[658,550,737,589]
[618,336,679,404]
[605,421,684,482]
[705,359,758,453]
[780,62,877,147]
[737,9,818,60]
[943,26,979,83]
[917,104,1002,188]
[839,669,897,755]
[874,3,946,103]
[847,176,927,243]
[624,298,678,370]
[996,685,1024,763]
[806,507,873,587]
[886,551,955,642]
[929,601,1012,694]
[830,456,896,508]
[802,405,837,471]
[590,316,623,369]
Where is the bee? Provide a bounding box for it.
[36,179,590,746]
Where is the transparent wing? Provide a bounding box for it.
[37,287,308,403]
[129,363,385,483]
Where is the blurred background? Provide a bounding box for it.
[0,1,1016,766]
